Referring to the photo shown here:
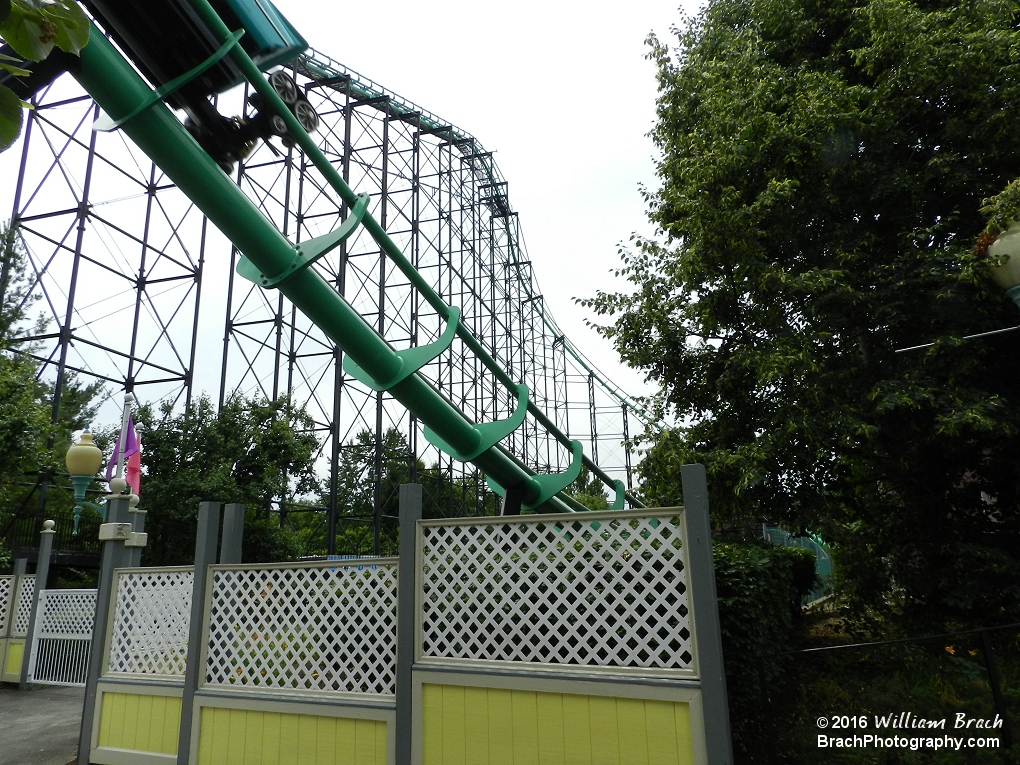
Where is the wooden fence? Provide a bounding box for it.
[80,469,731,764]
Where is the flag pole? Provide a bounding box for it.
[112,392,134,492]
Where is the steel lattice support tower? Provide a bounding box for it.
[2,48,654,555]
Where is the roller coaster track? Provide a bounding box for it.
[3,10,658,547]
[296,48,657,432]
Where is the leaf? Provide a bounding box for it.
[40,0,89,55]
[0,0,11,27]
[0,61,31,77]
[0,5,54,61]
[0,82,24,152]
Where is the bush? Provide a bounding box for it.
[243,509,304,563]
[713,542,817,759]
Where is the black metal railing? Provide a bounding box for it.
[4,509,102,554]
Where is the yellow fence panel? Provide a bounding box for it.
[97,691,182,755]
[196,707,387,765]
[421,684,694,765]
[2,639,24,681]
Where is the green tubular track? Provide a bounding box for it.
[73,3,643,511]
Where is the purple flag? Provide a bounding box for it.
[106,414,140,481]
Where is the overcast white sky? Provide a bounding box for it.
[278,0,703,402]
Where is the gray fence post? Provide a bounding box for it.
[394,484,421,765]
[12,558,27,576]
[20,519,56,688]
[177,502,222,765]
[127,504,147,567]
[681,463,733,765]
[219,503,245,564]
[77,497,133,765]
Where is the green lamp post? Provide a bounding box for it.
[65,433,106,535]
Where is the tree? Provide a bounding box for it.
[136,393,321,565]
[0,224,101,557]
[298,427,416,555]
[0,222,104,568]
[0,351,48,501]
[565,466,609,511]
[295,427,498,556]
[324,426,500,521]
[584,0,1020,625]
[420,464,497,519]
[0,226,47,502]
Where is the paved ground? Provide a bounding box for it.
[0,683,84,765]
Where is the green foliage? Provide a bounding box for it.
[0,222,36,342]
[50,565,96,588]
[330,427,418,520]
[0,353,49,493]
[420,465,496,519]
[753,620,1020,764]
[0,0,89,151]
[0,223,102,563]
[0,226,45,566]
[0,226,49,500]
[241,509,303,563]
[981,178,1020,237]
[136,393,320,565]
[292,427,497,556]
[565,465,610,511]
[0,0,88,61]
[714,543,816,725]
[324,426,497,522]
[283,427,412,556]
[584,0,1020,628]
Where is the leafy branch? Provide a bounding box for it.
[980,177,1020,238]
[0,0,90,152]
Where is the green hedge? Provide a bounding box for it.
[713,542,817,758]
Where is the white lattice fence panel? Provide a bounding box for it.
[36,589,96,638]
[107,569,193,678]
[205,561,398,696]
[419,512,693,673]
[30,589,97,686]
[11,575,36,637]
[0,575,11,634]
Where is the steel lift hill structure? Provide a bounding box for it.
[2,0,656,555]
